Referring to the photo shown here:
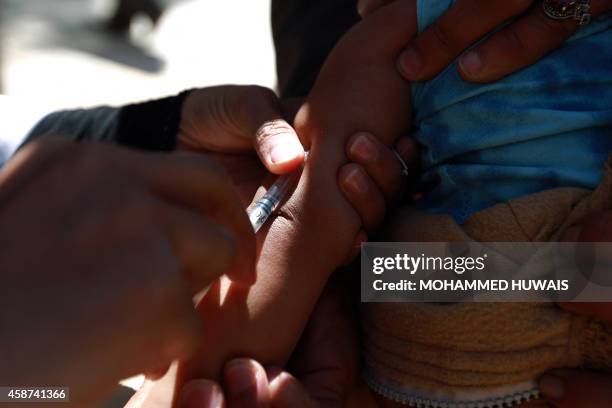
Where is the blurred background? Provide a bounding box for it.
[0,0,276,164]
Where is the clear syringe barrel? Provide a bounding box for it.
[246,171,300,233]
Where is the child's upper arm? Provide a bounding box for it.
[294,0,419,146]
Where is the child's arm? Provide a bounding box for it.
[166,0,419,399]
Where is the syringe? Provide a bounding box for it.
[246,153,307,233]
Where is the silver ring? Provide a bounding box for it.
[392,148,410,177]
[543,0,592,26]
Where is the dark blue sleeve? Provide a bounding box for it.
[24,91,190,151]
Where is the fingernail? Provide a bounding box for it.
[539,374,566,400]
[225,359,258,397]
[179,383,223,408]
[345,167,369,195]
[398,48,423,78]
[269,140,302,164]
[459,50,482,78]
[350,133,378,163]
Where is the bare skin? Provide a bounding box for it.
[135,1,419,405]
[359,0,612,83]
[177,0,417,384]
[136,1,612,406]
[0,137,254,406]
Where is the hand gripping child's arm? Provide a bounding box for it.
[157,1,419,401]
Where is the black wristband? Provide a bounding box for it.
[116,90,192,151]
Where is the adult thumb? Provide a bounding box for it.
[234,86,305,174]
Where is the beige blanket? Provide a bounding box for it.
[361,158,612,403]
